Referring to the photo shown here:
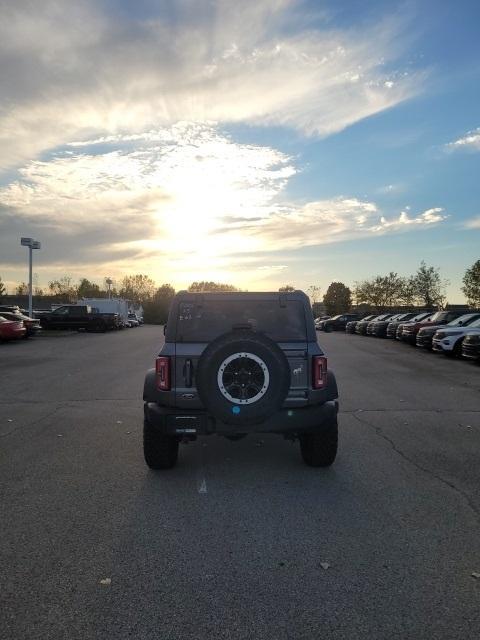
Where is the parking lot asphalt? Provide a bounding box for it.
[1,327,479,640]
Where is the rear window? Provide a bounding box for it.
[175,300,307,342]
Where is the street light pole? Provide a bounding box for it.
[28,244,33,317]
[21,238,41,318]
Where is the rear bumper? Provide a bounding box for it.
[145,400,339,437]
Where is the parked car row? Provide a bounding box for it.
[0,304,144,344]
[340,309,480,362]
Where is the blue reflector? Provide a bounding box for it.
[232,406,240,415]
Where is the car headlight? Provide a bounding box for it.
[436,331,457,339]
[465,335,480,344]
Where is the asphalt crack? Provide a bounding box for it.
[351,411,480,524]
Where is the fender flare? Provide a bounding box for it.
[326,370,338,401]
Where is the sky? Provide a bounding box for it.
[0,0,479,302]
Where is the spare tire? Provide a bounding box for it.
[196,329,290,426]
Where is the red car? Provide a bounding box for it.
[0,311,41,337]
[0,316,26,341]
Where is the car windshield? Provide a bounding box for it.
[447,313,480,327]
[466,318,480,328]
[176,300,307,342]
[427,311,450,322]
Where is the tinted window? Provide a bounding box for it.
[176,300,307,342]
[448,313,480,326]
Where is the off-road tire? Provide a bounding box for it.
[143,419,179,469]
[299,420,338,467]
[196,329,290,426]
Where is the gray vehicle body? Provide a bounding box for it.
[143,291,338,438]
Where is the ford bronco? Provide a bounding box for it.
[143,290,339,469]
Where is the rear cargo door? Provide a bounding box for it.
[173,297,310,408]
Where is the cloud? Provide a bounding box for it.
[0,124,295,275]
[463,215,480,229]
[0,123,448,287]
[0,0,424,171]
[376,183,405,194]
[445,127,480,152]
[215,200,447,250]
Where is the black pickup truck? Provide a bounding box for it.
[39,305,118,332]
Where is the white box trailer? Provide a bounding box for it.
[77,298,129,326]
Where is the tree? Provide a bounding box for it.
[15,282,29,295]
[0,276,7,299]
[410,261,448,308]
[354,278,386,309]
[143,284,176,324]
[354,272,415,310]
[279,285,296,292]
[462,260,480,307]
[48,276,78,302]
[323,282,352,315]
[119,274,156,302]
[307,285,321,304]
[77,278,103,299]
[188,281,239,292]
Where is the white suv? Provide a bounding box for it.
[432,317,480,356]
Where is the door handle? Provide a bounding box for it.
[184,359,193,388]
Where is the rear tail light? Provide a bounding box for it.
[312,355,328,389]
[156,356,171,391]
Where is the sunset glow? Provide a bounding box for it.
[0,1,479,299]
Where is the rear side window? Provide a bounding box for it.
[176,300,307,342]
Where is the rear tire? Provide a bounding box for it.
[143,419,179,469]
[299,420,338,467]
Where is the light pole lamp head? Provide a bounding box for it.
[20,237,41,249]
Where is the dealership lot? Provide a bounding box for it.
[1,327,479,640]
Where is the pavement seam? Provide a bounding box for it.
[351,411,480,525]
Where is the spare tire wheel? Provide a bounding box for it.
[196,330,290,426]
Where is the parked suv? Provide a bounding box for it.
[416,313,480,350]
[432,317,480,356]
[143,291,339,469]
[372,313,415,338]
[321,314,359,332]
[401,310,465,344]
[388,312,431,339]
[345,315,376,334]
